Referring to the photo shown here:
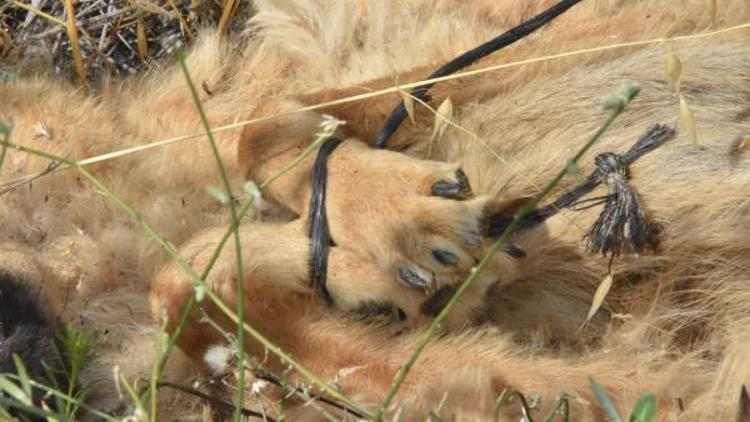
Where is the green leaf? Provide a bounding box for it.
[0,374,31,405]
[12,355,33,400]
[629,394,656,422]
[493,388,515,422]
[588,376,623,422]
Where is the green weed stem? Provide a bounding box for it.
[0,136,370,419]
[373,82,639,420]
[174,45,247,422]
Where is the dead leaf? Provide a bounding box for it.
[665,49,682,91]
[400,90,415,124]
[679,94,698,147]
[583,273,613,326]
[431,97,453,141]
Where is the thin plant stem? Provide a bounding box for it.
[174,45,247,422]
[0,138,371,419]
[1,22,745,188]
[373,83,638,420]
[157,382,271,420]
[0,374,119,421]
[491,388,534,422]
[7,0,66,26]
[0,125,9,175]
[150,118,335,401]
[542,394,570,422]
[62,0,87,88]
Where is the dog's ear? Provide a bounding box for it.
[482,195,533,238]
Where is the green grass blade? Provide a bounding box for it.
[588,376,623,422]
[629,393,656,422]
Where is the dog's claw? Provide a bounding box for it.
[398,267,433,290]
[431,169,472,199]
[457,229,482,247]
[505,243,526,258]
[432,249,459,266]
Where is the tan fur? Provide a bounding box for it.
[2,0,749,420]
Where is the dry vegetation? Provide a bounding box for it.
[0,0,749,421]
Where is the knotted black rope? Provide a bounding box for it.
[307,137,343,305]
[372,0,584,149]
[488,124,676,257]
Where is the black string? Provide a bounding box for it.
[487,124,675,256]
[306,1,674,303]
[372,0,584,149]
[308,137,343,305]
[306,0,584,303]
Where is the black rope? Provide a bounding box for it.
[308,137,343,305]
[372,0,584,149]
[304,0,670,305]
[305,0,584,304]
[487,124,676,256]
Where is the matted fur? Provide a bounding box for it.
[1,0,749,420]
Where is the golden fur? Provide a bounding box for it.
[1,0,749,420]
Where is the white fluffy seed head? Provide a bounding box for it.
[203,344,232,374]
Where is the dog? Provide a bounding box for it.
[2,0,749,420]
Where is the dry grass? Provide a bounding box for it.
[0,0,748,420]
[0,0,252,81]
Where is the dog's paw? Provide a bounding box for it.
[151,222,440,343]
[151,218,517,343]
[237,106,524,321]
[321,141,523,294]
